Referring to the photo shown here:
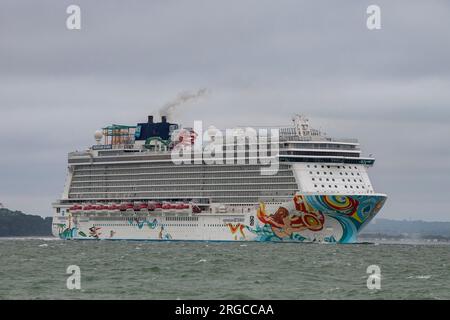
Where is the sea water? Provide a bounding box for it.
[0,238,449,299]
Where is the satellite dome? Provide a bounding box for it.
[207,126,219,139]
[94,130,103,142]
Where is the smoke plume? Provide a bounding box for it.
[159,88,209,120]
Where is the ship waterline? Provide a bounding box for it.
[52,115,387,243]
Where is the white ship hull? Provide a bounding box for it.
[52,194,386,243]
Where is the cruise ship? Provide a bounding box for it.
[52,114,387,243]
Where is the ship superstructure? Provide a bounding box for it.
[52,115,386,243]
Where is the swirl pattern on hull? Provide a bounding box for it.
[249,194,386,243]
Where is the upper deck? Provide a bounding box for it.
[68,115,374,166]
[57,115,378,206]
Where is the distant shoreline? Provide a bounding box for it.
[0,208,52,237]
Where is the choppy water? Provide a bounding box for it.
[0,238,449,299]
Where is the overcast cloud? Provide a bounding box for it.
[1,0,449,220]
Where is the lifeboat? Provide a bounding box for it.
[162,202,171,210]
[175,203,184,210]
[108,204,120,211]
[83,204,94,211]
[119,203,133,211]
[154,202,162,210]
[69,204,82,211]
[136,203,148,211]
[147,202,156,211]
[93,204,107,212]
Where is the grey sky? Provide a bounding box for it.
[1,1,449,220]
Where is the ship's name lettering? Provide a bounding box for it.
[92,144,112,150]
[222,218,244,223]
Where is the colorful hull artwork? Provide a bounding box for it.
[248,194,386,243]
[53,194,386,243]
